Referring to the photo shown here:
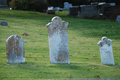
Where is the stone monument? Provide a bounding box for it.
[97,37,114,65]
[6,35,25,63]
[46,16,69,64]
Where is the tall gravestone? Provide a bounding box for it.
[97,37,114,65]
[46,16,69,64]
[6,35,25,63]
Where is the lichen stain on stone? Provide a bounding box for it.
[55,51,67,62]
[6,35,25,59]
[6,36,14,59]
[100,42,103,47]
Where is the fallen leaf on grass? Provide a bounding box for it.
[95,74,100,79]
[46,56,49,58]
[118,48,120,50]
[93,55,96,57]
[68,74,71,77]
[39,70,42,73]
[96,67,99,69]
[35,58,38,61]
[87,69,90,71]
[106,31,108,34]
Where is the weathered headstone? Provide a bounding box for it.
[79,5,99,18]
[6,35,25,63]
[64,2,72,10]
[46,16,69,64]
[97,37,114,65]
[0,0,9,9]
[0,21,8,26]
[116,15,120,23]
[64,2,69,10]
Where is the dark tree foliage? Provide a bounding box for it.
[47,0,120,7]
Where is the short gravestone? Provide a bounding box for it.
[64,2,69,10]
[0,0,9,9]
[79,5,99,18]
[46,16,69,64]
[6,35,25,63]
[0,21,8,26]
[69,6,78,16]
[116,15,120,23]
[97,37,114,65]
[47,7,55,14]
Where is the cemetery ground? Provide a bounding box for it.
[0,9,120,80]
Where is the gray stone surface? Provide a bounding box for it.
[97,37,114,65]
[0,21,8,26]
[64,2,72,10]
[0,0,9,9]
[116,15,120,23]
[6,35,25,63]
[46,16,69,64]
[79,5,99,18]
[69,6,78,16]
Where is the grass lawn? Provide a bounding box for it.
[0,9,120,80]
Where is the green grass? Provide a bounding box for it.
[0,9,120,80]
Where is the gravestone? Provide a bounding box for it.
[79,5,99,18]
[98,3,110,13]
[0,21,8,26]
[97,37,114,65]
[47,7,55,14]
[54,7,60,11]
[116,15,120,23]
[64,2,72,10]
[46,16,69,64]
[103,6,111,17]
[110,6,120,18]
[6,35,25,63]
[64,2,69,10]
[0,0,9,9]
[69,6,78,16]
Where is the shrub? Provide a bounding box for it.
[9,0,48,12]
[27,0,48,12]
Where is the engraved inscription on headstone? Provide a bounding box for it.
[46,16,69,64]
[97,37,114,65]
[6,35,25,63]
